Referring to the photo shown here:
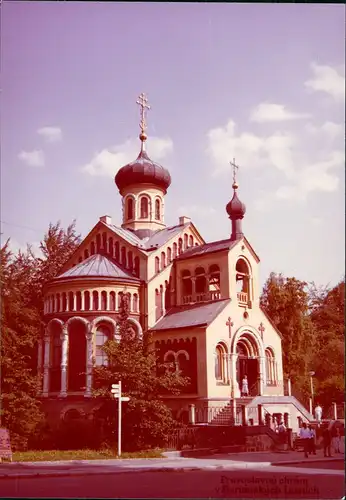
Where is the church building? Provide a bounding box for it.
[38,94,312,431]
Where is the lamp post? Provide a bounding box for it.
[309,371,315,415]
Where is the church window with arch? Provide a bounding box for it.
[215,343,227,382]
[140,196,149,218]
[236,258,251,305]
[127,197,134,220]
[95,324,112,366]
[265,347,277,386]
[155,199,161,220]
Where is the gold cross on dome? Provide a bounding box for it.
[136,92,151,134]
[230,158,240,185]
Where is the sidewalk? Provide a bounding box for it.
[0,451,344,480]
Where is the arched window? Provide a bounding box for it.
[164,352,176,373]
[96,234,101,252]
[155,199,161,220]
[215,343,227,382]
[127,197,134,220]
[128,251,133,271]
[178,238,183,255]
[173,243,177,259]
[121,247,127,267]
[115,242,120,262]
[56,294,61,312]
[109,291,116,311]
[68,292,74,311]
[161,252,166,269]
[155,256,160,274]
[195,267,207,298]
[84,249,89,259]
[184,234,188,250]
[209,264,221,299]
[176,350,190,375]
[92,291,99,311]
[78,256,82,263]
[95,325,112,366]
[167,247,172,264]
[265,348,277,385]
[117,292,123,310]
[155,289,161,322]
[90,241,96,255]
[62,293,67,312]
[164,280,170,310]
[189,235,194,247]
[84,291,90,311]
[140,196,149,219]
[236,258,251,304]
[182,270,192,302]
[76,291,82,311]
[101,291,107,310]
[132,293,139,313]
[109,237,114,256]
[102,232,107,252]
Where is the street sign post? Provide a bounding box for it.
[110,382,130,457]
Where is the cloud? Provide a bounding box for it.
[37,126,62,143]
[305,121,344,141]
[18,149,45,167]
[207,115,344,208]
[250,103,310,123]
[305,63,345,101]
[81,137,173,177]
[206,120,266,175]
[177,205,216,217]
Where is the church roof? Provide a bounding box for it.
[176,238,238,261]
[103,221,191,251]
[55,253,140,282]
[151,299,230,331]
[115,150,171,193]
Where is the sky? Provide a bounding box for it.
[1,2,345,288]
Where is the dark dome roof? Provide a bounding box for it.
[226,188,246,219]
[115,150,171,192]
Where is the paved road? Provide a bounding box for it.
[0,467,344,499]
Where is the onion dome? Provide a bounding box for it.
[115,149,171,192]
[226,182,246,219]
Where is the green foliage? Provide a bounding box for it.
[260,273,344,408]
[13,448,163,462]
[0,240,43,449]
[93,294,188,451]
[0,222,81,450]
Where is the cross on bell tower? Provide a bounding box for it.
[230,157,240,189]
[136,92,151,150]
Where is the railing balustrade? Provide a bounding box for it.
[182,290,221,305]
[237,292,248,304]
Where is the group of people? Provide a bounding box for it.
[299,421,345,458]
[299,423,317,457]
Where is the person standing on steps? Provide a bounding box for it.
[314,403,323,425]
[241,375,249,397]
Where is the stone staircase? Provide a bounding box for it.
[210,395,314,427]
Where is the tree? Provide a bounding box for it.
[260,273,317,402]
[93,293,189,452]
[0,221,82,449]
[0,241,44,449]
[309,279,345,407]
